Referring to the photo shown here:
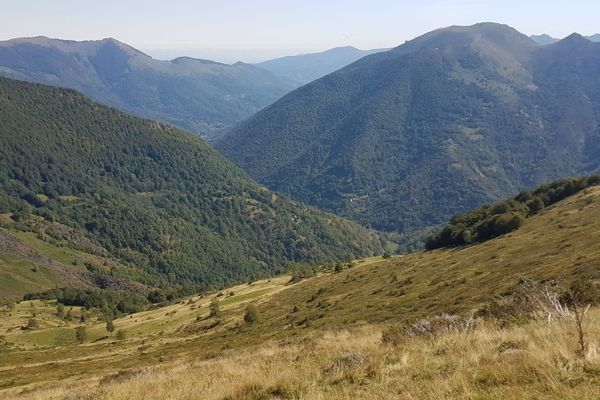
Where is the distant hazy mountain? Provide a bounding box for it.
[531,33,600,45]
[217,23,600,234]
[588,34,600,42]
[0,37,295,138]
[530,34,560,45]
[256,46,387,85]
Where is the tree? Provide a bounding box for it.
[106,320,115,333]
[56,304,65,318]
[80,311,87,323]
[75,326,87,343]
[209,298,221,318]
[116,329,126,340]
[26,318,39,330]
[65,309,73,321]
[561,280,600,356]
[243,304,259,324]
[147,290,167,304]
[527,197,545,215]
[334,263,343,273]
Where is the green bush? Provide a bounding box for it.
[427,175,600,249]
[243,304,260,324]
[209,298,221,318]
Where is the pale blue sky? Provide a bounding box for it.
[2,0,599,62]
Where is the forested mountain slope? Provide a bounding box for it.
[0,77,383,294]
[0,36,294,138]
[217,23,600,234]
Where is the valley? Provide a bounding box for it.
[1,183,599,399]
[1,8,600,399]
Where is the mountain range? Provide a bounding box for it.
[217,23,600,235]
[256,46,387,85]
[0,77,384,294]
[531,33,600,45]
[0,36,295,138]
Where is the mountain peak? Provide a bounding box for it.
[551,33,593,49]
[562,32,590,42]
[530,34,560,45]
[392,22,537,60]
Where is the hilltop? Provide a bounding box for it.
[217,23,600,236]
[1,178,599,398]
[0,77,384,298]
[0,36,294,138]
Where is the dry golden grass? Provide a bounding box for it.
[8,308,600,400]
[2,187,600,399]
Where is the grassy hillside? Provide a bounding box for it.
[9,311,599,400]
[1,183,599,398]
[0,36,294,138]
[0,223,154,300]
[217,23,600,235]
[0,77,384,295]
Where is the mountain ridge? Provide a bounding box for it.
[531,32,600,45]
[0,36,295,138]
[217,22,600,234]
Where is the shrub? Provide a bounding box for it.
[116,329,127,340]
[561,279,600,355]
[209,298,221,318]
[75,326,87,343]
[106,320,115,333]
[26,318,40,330]
[244,304,260,324]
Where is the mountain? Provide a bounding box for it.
[3,177,600,398]
[588,33,600,42]
[256,46,387,85]
[530,34,560,45]
[0,77,384,296]
[217,23,600,234]
[0,36,295,139]
[531,33,600,45]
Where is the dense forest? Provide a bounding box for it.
[426,175,600,249]
[0,77,384,293]
[217,23,600,234]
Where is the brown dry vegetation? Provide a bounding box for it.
[1,187,600,399]
[6,309,600,400]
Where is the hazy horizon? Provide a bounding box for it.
[2,0,600,63]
